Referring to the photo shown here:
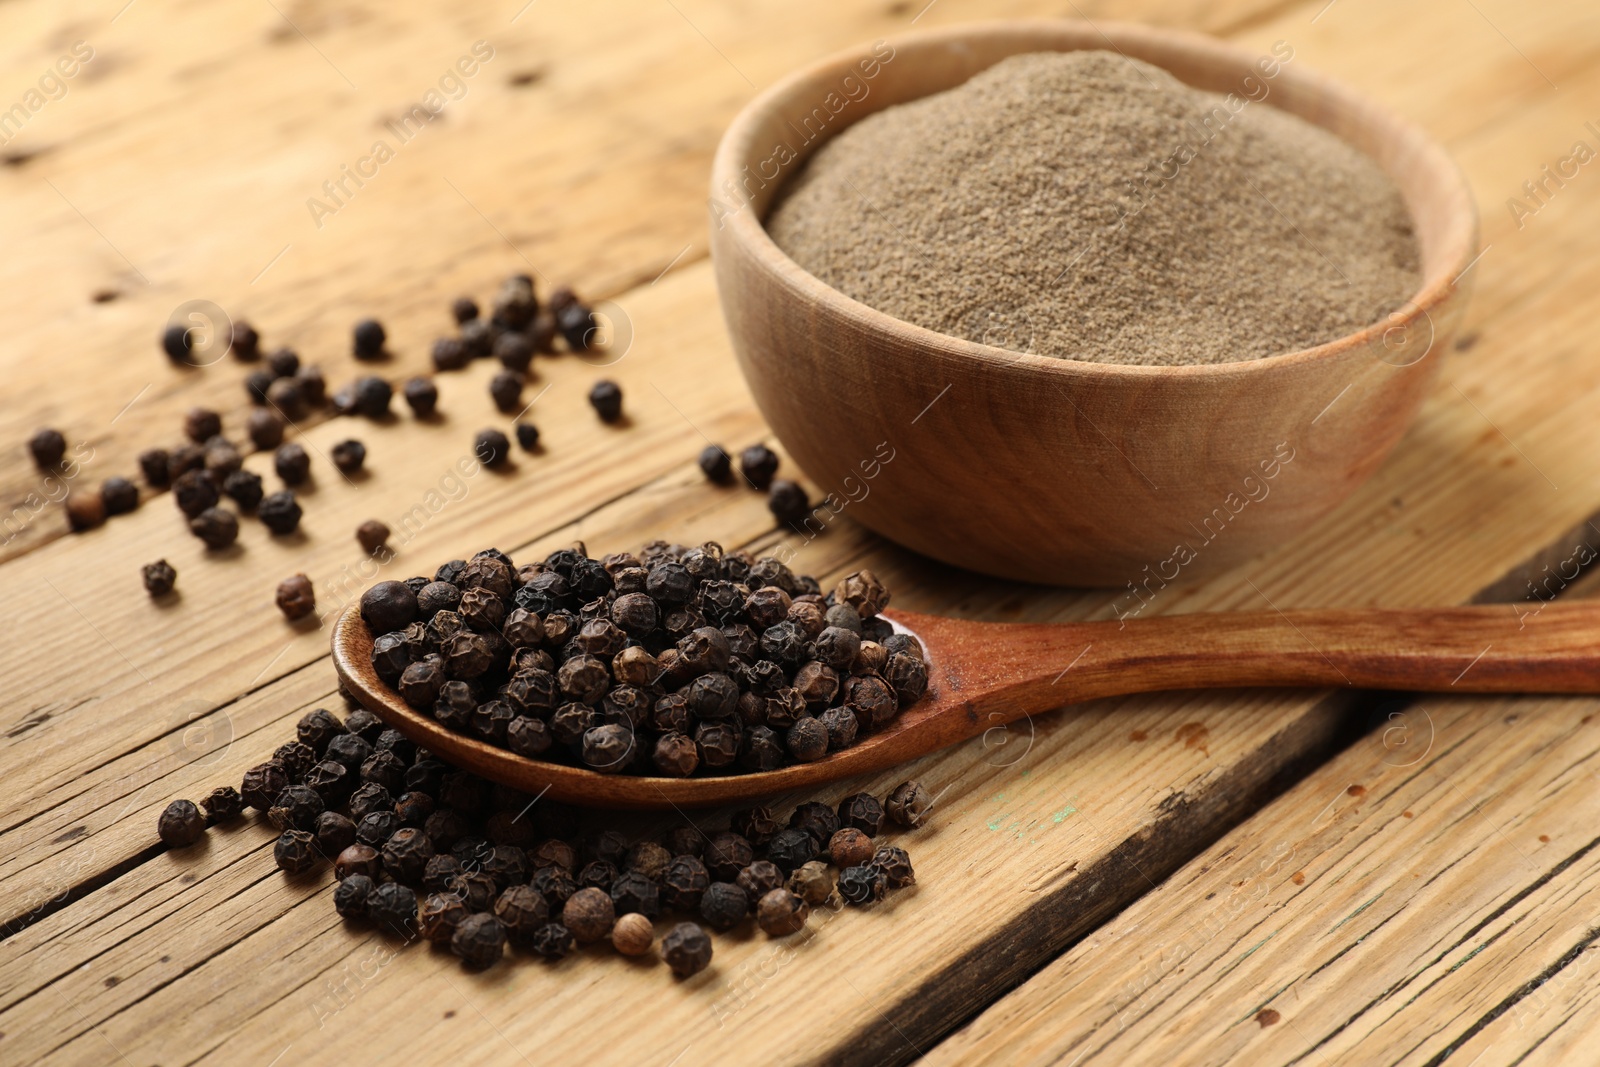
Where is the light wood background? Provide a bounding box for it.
[2,0,1598,1064]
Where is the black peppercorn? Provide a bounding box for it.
[610,869,661,918]
[473,428,510,467]
[334,874,373,919]
[739,444,780,489]
[172,469,219,518]
[698,444,732,483]
[100,476,138,516]
[488,370,523,414]
[274,442,310,486]
[367,882,418,934]
[334,844,382,881]
[28,427,67,469]
[514,422,540,452]
[267,347,300,378]
[837,864,887,906]
[246,369,276,405]
[142,559,177,597]
[414,891,466,943]
[357,811,402,849]
[184,407,222,444]
[64,491,105,531]
[703,831,754,881]
[494,884,550,948]
[361,580,418,634]
[764,828,817,873]
[190,506,239,549]
[356,519,389,555]
[138,447,171,487]
[331,439,367,475]
[269,783,326,831]
[381,826,436,884]
[886,780,933,829]
[756,888,809,936]
[296,363,326,404]
[660,921,713,978]
[351,375,392,418]
[157,799,206,848]
[837,792,884,836]
[276,573,316,620]
[240,760,291,811]
[529,866,578,910]
[432,336,469,372]
[316,811,358,856]
[661,855,710,911]
[352,318,386,360]
[396,380,437,423]
[787,861,834,907]
[274,829,320,874]
[200,786,244,824]
[527,921,575,960]
[203,436,243,476]
[730,806,780,847]
[870,845,916,888]
[588,380,623,422]
[451,295,479,323]
[767,479,810,526]
[735,860,785,904]
[267,377,303,417]
[561,886,616,943]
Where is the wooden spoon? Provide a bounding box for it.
[332,601,1600,809]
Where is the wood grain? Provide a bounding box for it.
[924,689,1600,1066]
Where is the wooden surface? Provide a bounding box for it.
[3,0,1600,1065]
[711,19,1476,585]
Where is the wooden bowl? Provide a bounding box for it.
[709,21,1478,586]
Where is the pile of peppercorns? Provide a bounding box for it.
[356,541,927,777]
[158,698,930,977]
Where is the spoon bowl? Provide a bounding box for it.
[332,600,1600,809]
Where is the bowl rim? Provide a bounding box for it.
[711,18,1480,379]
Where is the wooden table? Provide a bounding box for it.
[2,0,1597,1064]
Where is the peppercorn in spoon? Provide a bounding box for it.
[333,598,1600,809]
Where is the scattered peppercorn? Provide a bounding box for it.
[473,428,510,467]
[515,422,540,452]
[870,845,916,888]
[184,407,222,444]
[787,861,835,906]
[201,785,244,824]
[138,447,171,488]
[259,491,303,535]
[331,439,367,475]
[352,318,387,360]
[885,780,933,829]
[100,476,139,516]
[739,444,780,489]
[230,320,260,361]
[660,921,713,978]
[356,519,390,555]
[489,370,524,413]
[698,882,748,931]
[222,469,264,510]
[767,479,810,526]
[403,376,439,417]
[562,886,616,943]
[247,409,285,450]
[267,377,303,418]
[588,380,623,422]
[698,445,732,483]
[276,573,316,620]
[161,323,192,362]
[190,506,239,549]
[334,875,373,919]
[351,376,392,418]
[451,296,479,323]
[142,559,177,597]
[837,864,887,906]
[172,469,219,518]
[246,369,275,405]
[829,827,874,869]
[27,428,66,469]
[368,882,418,934]
[296,364,327,407]
[157,800,206,848]
[274,442,311,486]
[267,347,300,378]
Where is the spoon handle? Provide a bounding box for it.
[923,601,1600,725]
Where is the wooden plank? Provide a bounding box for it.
[0,0,1297,564]
[923,689,1600,1067]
